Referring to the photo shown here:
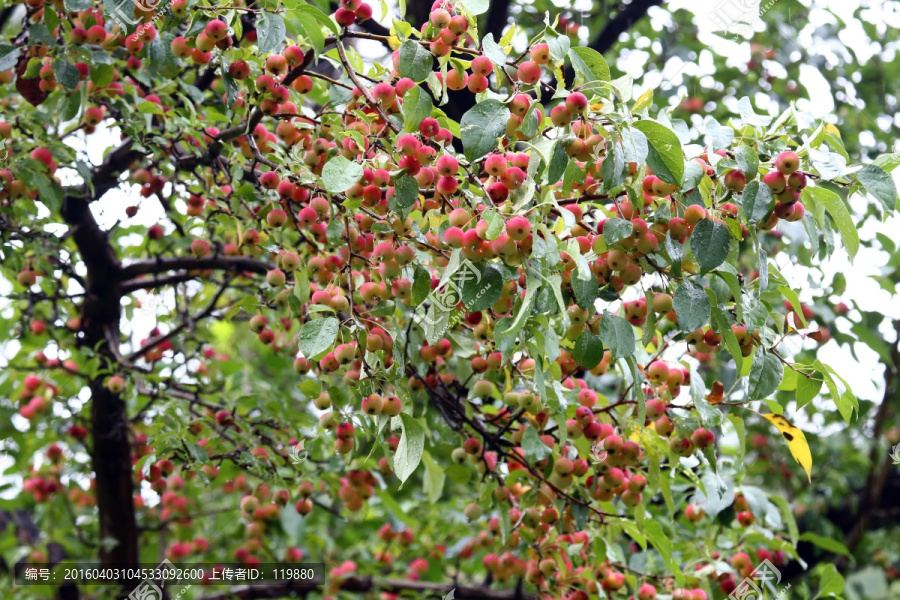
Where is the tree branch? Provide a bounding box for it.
[120,255,274,281]
[587,0,663,56]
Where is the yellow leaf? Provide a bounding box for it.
[824,124,841,139]
[632,88,653,113]
[499,24,516,47]
[504,368,512,393]
[590,103,605,112]
[388,36,401,50]
[761,413,812,482]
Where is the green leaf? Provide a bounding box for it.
[21,170,64,211]
[573,330,604,370]
[294,12,325,55]
[91,63,116,87]
[804,186,859,260]
[712,307,742,373]
[602,141,626,190]
[816,564,846,598]
[481,208,505,240]
[480,33,508,72]
[691,218,731,272]
[502,268,541,335]
[568,47,610,99]
[321,156,363,193]
[394,413,425,484]
[521,425,552,461]
[673,281,710,332]
[390,174,419,213]
[632,120,684,186]
[747,348,783,401]
[461,264,502,312]
[0,45,20,72]
[727,414,746,473]
[603,217,633,246]
[52,59,80,92]
[412,265,432,306]
[401,85,432,133]
[544,26,570,63]
[734,145,759,180]
[571,272,599,310]
[598,312,634,360]
[460,100,510,162]
[800,532,851,557]
[778,285,807,327]
[296,317,339,359]
[291,4,340,37]
[325,219,344,246]
[147,38,179,80]
[421,451,445,503]
[855,164,898,212]
[257,12,286,54]
[644,520,676,573]
[742,180,775,223]
[399,39,433,82]
[769,494,799,547]
[548,142,568,184]
[796,373,823,409]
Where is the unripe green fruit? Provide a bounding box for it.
[553,457,574,475]
[503,391,520,406]
[464,502,483,521]
[473,379,495,398]
[314,392,332,409]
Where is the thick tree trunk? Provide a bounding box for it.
[60,194,138,585]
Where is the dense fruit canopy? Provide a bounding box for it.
[1,1,899,600]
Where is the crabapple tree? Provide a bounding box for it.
[1,1,899,600]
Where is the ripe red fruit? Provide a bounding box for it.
[335,7,356,26]
[565,92,588,114]
[776,150,800,174]
[691,427,715,448]
[724,169,747,192]
[419,117,440,138]
[530,43,551,65]
[516,61,542,84]
[204,20,228,42]
[259,171,280,189]
[228,60,250,80]
[763,170,786,193]
[471,56,493,77]
[647,360,670,384]
[190,239,210,258]
[436,154,458,177]
[267,209,288,228]
[506,216,531,241]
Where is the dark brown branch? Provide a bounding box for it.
[587,0,663,56]
[120,255,274,280]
